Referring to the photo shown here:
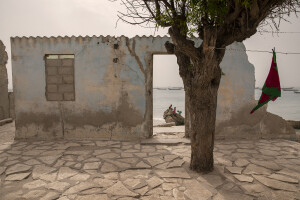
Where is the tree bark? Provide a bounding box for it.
[184,91,190,138]
[166,26,225,173]
[187,81,219,172]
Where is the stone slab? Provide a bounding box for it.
[155,168,190,179]
[141,138,190,145]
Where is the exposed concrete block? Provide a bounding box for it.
[47,75,62,84]
[63,75,74,84]
[58,66,74,75]
[47,93,63,101]
[64,93,75,101]
[47,84,58,93]
[62,59,74,67]
[46,59,61,67]
[46,66,58,75]
[58,84,74,93]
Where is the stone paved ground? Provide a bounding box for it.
[0,123,299,200]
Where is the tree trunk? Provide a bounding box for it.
[185,50,224,172]
[166,26,225,173]
[184,91,191,138]
[187,81,220,172]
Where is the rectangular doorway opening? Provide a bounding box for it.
[153,55,185,137]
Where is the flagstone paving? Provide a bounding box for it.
[0,123,299,199]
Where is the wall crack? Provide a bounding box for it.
[125,38,145,75]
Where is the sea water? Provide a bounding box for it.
[153,88,300,124]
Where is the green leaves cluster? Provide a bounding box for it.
[155,0,254,37]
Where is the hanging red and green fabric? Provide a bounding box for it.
[251,49,281,114]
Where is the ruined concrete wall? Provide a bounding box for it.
[0,40,9,120]
[8,92,15,119]
[11,36,171,139]
[11,35,255,140]
[216,42,255,125]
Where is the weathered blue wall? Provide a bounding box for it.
[11,35,255,140]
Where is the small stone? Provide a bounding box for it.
[277,168,300,180]
[57,196,70,200]
[250,159,282,170]
[164,155,178,162]
[103,172,119,180]
[226,166,243,174]
[106,159,130,169]
[235,159,249,167]
[25,159,41,165]
[74,163,82,169]
[120,169,151,180]
[268,174,299,184]
[145,157,165,167]
[32,165,56,179]
[5,163,31,175]
[183,180,213,200]
[259,149,280,156]
[23,190,47,199]
[0,166,6,175]
[23,150,46,156]
[243,164,271,175]
[83,162,101,170]
[64,182,97,195]
[93,178,116,188]
[155,162,169,169]
[94,149,111,155]
[167,159,185,168]
[117,158,139,164]
[135,186,149,195]
[162,183,179,191]
[135,161,151,168]
[57,167,78,180]
[23,180,46,189]
[146,176,163,188]
[234,175,253,183]
[101,162,118,173]
[97,152,120,159]
[121,152,134,158]
[70,173,90,181]
[155,168,190,179]
[197,174,224,188]
[253,175,298,192]
[103,181,139,197]
[47,181,70,192]
[38,155,61,165]
[124,178,147,189]
[135,153,147,158]
[40,192,60,200]
[241,183,266,193]
[3,190,23,200]
[39,172,57,182]
[147,187,164,195]
[215,157,232,166]
[173,188,185,200]
[5,172,31,181]
[76,194,109,200]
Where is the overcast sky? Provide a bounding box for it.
[0,0,299,89]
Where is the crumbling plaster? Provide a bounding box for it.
[11,35,256,140]
[0,40,9,120]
